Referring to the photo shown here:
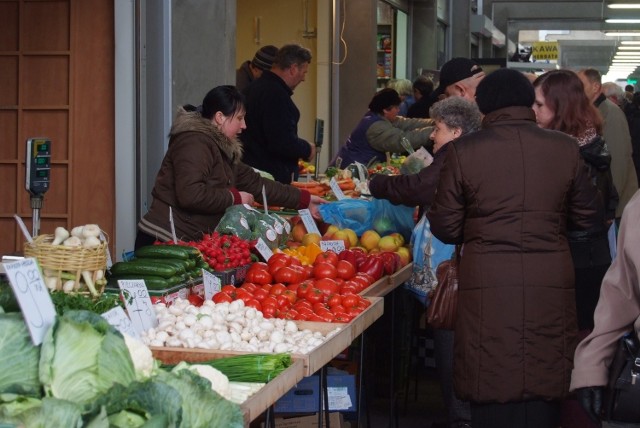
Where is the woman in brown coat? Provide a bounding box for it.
[136,85,324,246]
[427,69,603,428]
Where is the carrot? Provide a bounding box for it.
[291,181,321,188]
[338,179,356,191]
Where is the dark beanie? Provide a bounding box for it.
[475,68,535,115]
[369,88,401,114]
[252,45,278,71]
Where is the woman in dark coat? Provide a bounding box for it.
[427,69,602,428]
[136,86,324,247]
[533,70,618,332]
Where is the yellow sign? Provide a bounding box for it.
[532,42,559,61]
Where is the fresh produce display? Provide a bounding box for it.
[179,353,293,383]
[140,298,341,354]
[214,205,288,249]
[30,224,108,296]
[107,244,207,290]
[182,232,254,272]
[298,159,315,174]
[211,252,383,323]
[367,163,400,176]
[0,310,244,427]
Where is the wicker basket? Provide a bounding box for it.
[23,234,108,295]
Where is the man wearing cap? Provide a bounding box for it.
[434,57,486,101]
[235,45,278,93]
[241,44,316,184]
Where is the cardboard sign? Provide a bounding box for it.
[102,306,138,338]
[3,258,56,345]
[254,237,274,261]
[117,279,158,334]
[320,240,346,254]
[298,209,321,235]
[202,269,221,300]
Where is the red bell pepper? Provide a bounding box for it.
[357,255,385,281]
[379,251,400,275]
[338,249,358,267]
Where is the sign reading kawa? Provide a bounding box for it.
[532,42,559,61]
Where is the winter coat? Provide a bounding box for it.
[330,111,433,167]
[138,107,309,242]
[571,189,640,390]
[240,70,312,184]
[596,94,638,217]
[369,142,449,215]
[235,61,254,93]
[427,106,602,404]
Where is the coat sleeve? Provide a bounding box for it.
[366,118,434,153]
[602,105,635,203]
[369,153,442,209]
[570,190,640,390]
[234,162,306,209]
[426,144,466,244]
[567,154,605,231]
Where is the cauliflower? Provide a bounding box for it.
[187,364,231,400]
[123,333,155,379]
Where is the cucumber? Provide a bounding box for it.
[136,258,188,275]
[109,261,177,279]
[134,245,193,260]
[107,275,181,290]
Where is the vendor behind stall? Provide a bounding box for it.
[329,88,434,168]
[135,85,324,248]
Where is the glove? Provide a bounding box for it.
[575,386,604,427]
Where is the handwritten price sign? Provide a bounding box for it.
[102,306,138,338]
[117,279,158,334]
[3,258,56,345]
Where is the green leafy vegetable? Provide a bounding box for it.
[0,313,41,397]
[0,396,83,428]
[49,291,123,316]
[38,310,136,407]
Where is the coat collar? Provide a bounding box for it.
[481,106,537,128]
[169,107,243,163]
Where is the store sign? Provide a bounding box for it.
[532,42,559,61]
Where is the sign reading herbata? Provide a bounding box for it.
[532,42,559,61]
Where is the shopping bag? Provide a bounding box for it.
[426,246,460,330]
[604,331,640,422]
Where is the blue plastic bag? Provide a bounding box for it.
[319,198,416,241]
[404,215,455,306]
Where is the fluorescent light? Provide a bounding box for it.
[605,19,640,23]
[617,46,640,50]
[615,52,640,55]
[621,41,640,44]
[608,3,640,9]
[605,32,640,36]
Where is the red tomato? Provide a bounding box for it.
[274,266,306,284]
[315,278,339,296]
[269,283,287,296]
[188,294,204,307]
[314,308,335,322]
[341,294,359,308]
[327,294,343,308]
[276,294,293,310]
[294,299,313,311]
[340,283,357,295]
[297,306,314,318]
[262,296,278,308]
[336,260,356,280]
[267,253,293,275]
[221,284,237,295]
[314,251,339,266]
[312,262,338,280]
[245,269,273,285]
[287,282,301,292]
[313,302,329,312]
[248,262,268,272]
[305,287,325,304]
[282,309,299,320]
[334,313,354,323]
[262,305,278,318]
[330,304,347,315]
[245,298,262,311]
[240,282,258,293]
[261,283,273,293]
[253,289,268,302]
[296,280,314,299]
[281,289,298,305]
[212,292,233,304]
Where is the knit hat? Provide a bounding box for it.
[434,57,483,96]
[475,68,535,115]
[251,45,278,71]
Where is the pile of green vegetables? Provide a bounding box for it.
[0,310,243,428]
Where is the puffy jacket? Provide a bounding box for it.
[427,106,602,403]
[138,108,309,242]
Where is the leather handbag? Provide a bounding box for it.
[426,246,460,330]
[604,331,640,422]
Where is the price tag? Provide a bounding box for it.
[3,258,56,345]
[320,240,346,254]
[202,269,221,300]
[99,231,113,269]
[328,386,353,410]
[298,209,321,235]
[330,177,346,200]
[102,306,138,338]
[117,279,158,334]
[254,237,274,261]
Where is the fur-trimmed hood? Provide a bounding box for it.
[169,107,243,163]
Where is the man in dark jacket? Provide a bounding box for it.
[428,68,602,428]
[241,44,316,184]
[235,45,277,93]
